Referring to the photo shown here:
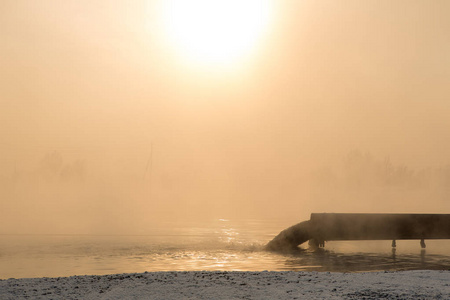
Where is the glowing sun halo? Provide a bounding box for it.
[160,0,273,67]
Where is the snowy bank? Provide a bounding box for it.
[1,270,449,299]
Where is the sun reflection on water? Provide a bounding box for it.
[1,219,450,279]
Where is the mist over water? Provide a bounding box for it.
[1,0,450,277]
[1,149,449,235]
[1,218,449,279]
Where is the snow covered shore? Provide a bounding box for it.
[1,270,449,299]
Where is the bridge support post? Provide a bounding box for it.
[420,239,426,249]
[308,239,325,248]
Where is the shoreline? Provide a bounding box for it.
[1,270,449,299]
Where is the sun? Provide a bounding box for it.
[159,0,273,68]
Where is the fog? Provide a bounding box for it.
[1,0,450,234]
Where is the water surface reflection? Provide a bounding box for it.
[1,219,449,279]
[279,245,450,272]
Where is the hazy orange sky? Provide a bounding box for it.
[1,1,450,234]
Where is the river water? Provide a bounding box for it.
[1,218,449,279]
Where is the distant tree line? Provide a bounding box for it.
[311,150,450,190]
[38,151,86,183]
